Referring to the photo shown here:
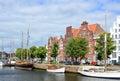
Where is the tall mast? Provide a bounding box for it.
[1,40,4,58]
[26,29,29,61]
[104,11,107,72]
[21,32,24,60]
[10,39,14,59]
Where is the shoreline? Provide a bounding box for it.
[33,63,120,73]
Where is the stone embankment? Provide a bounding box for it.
[33,63,80,73]
[33,63,120,73]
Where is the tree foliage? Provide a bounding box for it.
[15,48,22,59]
[65,37,89,60]
[95,33,116,61]
[35,46,47,62]
[29,46,37,58]
[16,46,47,62]
[51,42,59,61]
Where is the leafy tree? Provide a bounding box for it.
[51,42,59,62]
[95,33,116,61]
[16,48,22,59]
[29,46,37,58]
[35,46,47,63]
[65,37,89,61]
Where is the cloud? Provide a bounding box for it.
[0,0,119,53]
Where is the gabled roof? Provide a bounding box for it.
[89,24,105,34]
[72,28,78,37]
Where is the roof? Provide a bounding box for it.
[72,28,78,37]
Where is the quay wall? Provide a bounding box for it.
[33,63,120,73]
[33,63,80,73]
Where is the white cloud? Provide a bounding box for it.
[0,0,119,53]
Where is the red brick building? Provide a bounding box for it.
[46,21,105,63]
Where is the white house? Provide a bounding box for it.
[110,16,120,64]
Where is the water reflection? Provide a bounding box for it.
[0,67,119,81]
[80,75,119,81]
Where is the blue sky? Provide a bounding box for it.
[0,0,120,53]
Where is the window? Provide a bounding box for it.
[83,27,86,30]
[119,40,120,44]
[119,29,120,32]
[83,32,86,36]
[112,53,116,58]
[118,46,120,51]
[119,34,120,38]
[115,35,117,38]
[119,24,120,27]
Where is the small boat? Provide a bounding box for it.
[78,66,120,79]
[47,65,65,73]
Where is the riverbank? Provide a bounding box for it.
[33,63,120,73]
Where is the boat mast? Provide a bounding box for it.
[21,32,24,61]
[1,40,4,58]
[26,29,29,62]
[11,39,14,58]
[104,11,107,72]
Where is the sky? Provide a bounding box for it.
[0,0,120,53]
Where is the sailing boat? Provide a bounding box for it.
[78,13,120,79]
[15,30,33,70]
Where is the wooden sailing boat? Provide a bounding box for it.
[78,13,120,79]
[15,30,33,70]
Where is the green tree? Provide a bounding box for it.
[51,42,59,62]
[95,33,116,61]
[35,46,47,63]
[65,37,89,61]
[16,48,22,59]
[29,46,37,58]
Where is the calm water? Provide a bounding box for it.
[0,67,119,81]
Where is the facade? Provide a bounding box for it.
[64,21,105,63]
[46,21,105,63]
[110,16,120,64]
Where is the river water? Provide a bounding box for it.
[0,67,119,81]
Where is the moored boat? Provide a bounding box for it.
[47,65,65,73]
[15,61,33,70]
[78,70,120,79]
[78,66,120,79]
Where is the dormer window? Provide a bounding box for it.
[83,27,86,30]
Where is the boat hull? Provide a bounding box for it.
[15,64,33,70]
[47,67,65,73]
[78,71,120,79]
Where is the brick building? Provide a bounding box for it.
[46,21,105,63]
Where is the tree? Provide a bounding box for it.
[29,46,37,58]
[95,33,116,61]
[35,46,47,63]
[51,42,59,62]
[16,48,22,59]
[65,37,89,61]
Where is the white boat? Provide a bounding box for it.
[78,70,120,79]
[78,66,120,79]
[47,67,65,73]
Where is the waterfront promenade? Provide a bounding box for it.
[33,63,120,73]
